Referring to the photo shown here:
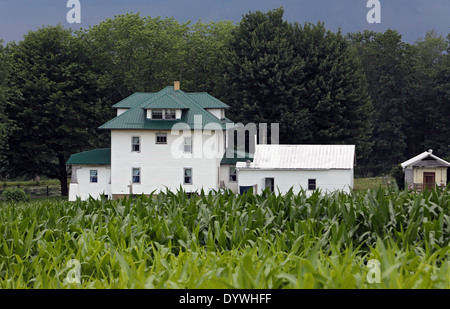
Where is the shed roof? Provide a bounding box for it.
[401,151,450,169]
[220,148,254,165]
[66,148,111,165]
[236,144,355,170]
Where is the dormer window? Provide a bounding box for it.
[148,109,180,120]
[165,109,176,120]
[151,109,163,119]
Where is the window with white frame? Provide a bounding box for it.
[184,137,192,153]
[156,133,167,144]
[165,109,176,120]
[90,170,98,183]
[132,136,140,152]
[184,168,193,185]
[151,109,163,119]
[229,167,237,182]
[132,168,141,184]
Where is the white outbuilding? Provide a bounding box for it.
[236,144,356,195]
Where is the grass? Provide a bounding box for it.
[0,187,448,289]
[353,176,394,190]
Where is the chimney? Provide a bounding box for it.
[174,81,180,91]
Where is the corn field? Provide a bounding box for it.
[0,187,448,289]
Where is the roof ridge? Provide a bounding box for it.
[173,91,227,128]
[141,92,189,109]
[99,87,176,129]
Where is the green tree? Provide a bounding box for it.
[292,22,374,165]
[225,8,373,162]
[81,13,234,102]
[5,25,105,196]
[411,31,449,157]
[349,30,412,174]
[224,8,309,144]
[431,39,450,158]
[0,40,14,177]
[174,20,235,94]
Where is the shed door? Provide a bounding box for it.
[423,172,435,190]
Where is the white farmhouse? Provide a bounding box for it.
[236,144,355,195]
[67,82,251,201]
[67,83,355,200]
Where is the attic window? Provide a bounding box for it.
[165,110,176,120]
[152,110,163,119]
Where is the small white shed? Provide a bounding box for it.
[236,144,355,195]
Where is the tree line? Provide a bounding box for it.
[0,8,449,195]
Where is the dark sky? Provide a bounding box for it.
[0,0,449,44]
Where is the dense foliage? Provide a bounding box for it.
[1,188,29,202]
[0,188,448,288]
[0,8,449,192]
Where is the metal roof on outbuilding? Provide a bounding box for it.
[66,148,111,165]
[236,144,355,170]
[401,150,450,169]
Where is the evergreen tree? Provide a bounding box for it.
[225,8,373,162]
[412,31,449,157]
[431,40,450,158]
[224,8,310,144]
[0,41,14,178]
[349,30,412,174]
[292,23,374,165]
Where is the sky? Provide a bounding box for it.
[0,0,449,44]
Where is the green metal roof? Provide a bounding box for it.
[112,92,157,109]
[66,148,111,165]
[220,149,254,165]
[187,93,230,109]
[99,86,231,130]
[141,93,189,110]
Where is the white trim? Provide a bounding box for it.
[401,151,450,169]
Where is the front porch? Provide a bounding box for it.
[409,182,447,191]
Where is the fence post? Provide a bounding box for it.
[47,186,49,196]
